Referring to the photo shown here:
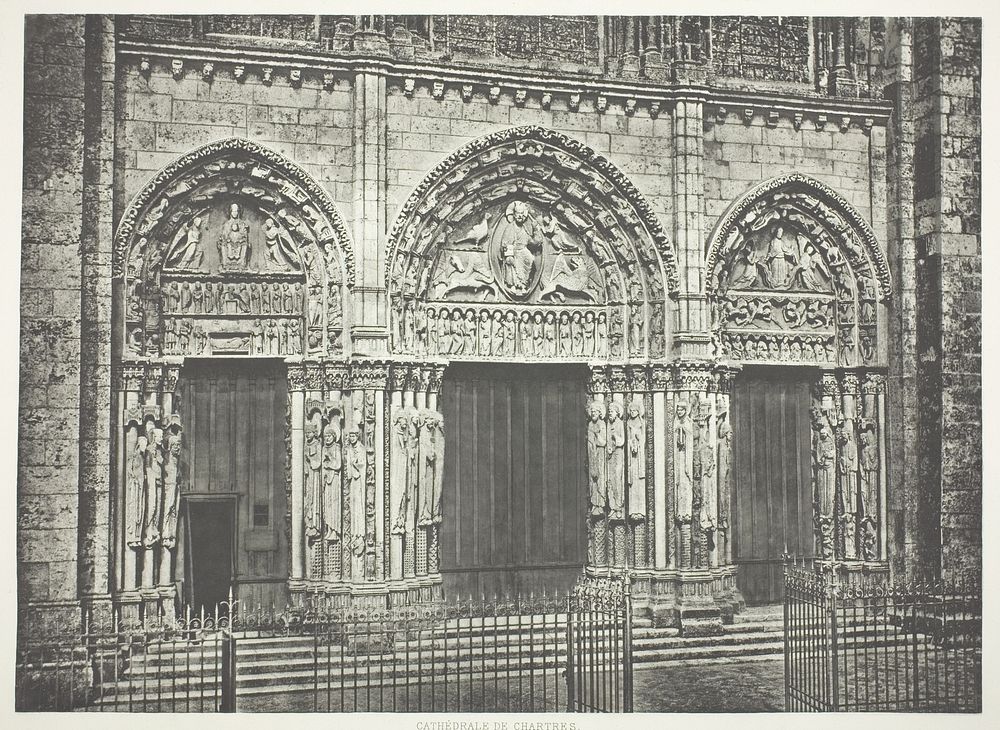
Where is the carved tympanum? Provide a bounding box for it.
[115,139,352,360]
[386,126,675,359]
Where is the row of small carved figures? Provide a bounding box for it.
[157,279,304,316]
[400,307,658,358]
[723,333,837,362]
[161,318,303,356]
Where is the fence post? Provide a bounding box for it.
[220,632,236,712]
[622,573,633,713]
[827,565,839,712]
[783,560,790,712]
[565,593,575,712]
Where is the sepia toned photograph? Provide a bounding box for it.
[13,8,982,715]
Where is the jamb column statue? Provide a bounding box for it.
[674,398,694,568]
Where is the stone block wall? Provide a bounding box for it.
[19,15,88,629]
[384,84,675,227]
[703,113,876,226]
[121,61,355,221]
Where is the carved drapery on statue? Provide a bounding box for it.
[116,363,184,616]
[706,174,891,368]
[811,371,887,562]
[385,125,677,362]
[114,138,354,361]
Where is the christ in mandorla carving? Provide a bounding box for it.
[492,201,542,297]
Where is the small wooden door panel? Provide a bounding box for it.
[732,368,815,604]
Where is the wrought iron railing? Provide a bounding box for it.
[784,558,981,712]
[16,574,633,713]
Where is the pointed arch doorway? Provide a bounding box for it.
[439,363,589,596]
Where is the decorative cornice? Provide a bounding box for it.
[111,137,355,288]
[116,42,894,124]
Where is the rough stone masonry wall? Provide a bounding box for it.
[19,16,88,623]
[912,18,981,582]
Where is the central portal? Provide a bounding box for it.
[440,363,588,596]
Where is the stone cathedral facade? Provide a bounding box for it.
[18,15,981,638]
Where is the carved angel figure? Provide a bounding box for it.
[263,217,300,271]
[166,216,205,270]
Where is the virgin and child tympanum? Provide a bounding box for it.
[111,130,890,625]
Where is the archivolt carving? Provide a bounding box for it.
[113,138,353,360]
[386,126,677,360]
[706,174,889,367]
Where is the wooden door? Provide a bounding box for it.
[178,361,288,608]
[731,368,815,604]
[440,364,588,597]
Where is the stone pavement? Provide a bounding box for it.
[633,658,785,712]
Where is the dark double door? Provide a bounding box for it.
[731,368,816,604]
[440,364,588,597]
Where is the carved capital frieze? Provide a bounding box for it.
[673,361,714,393]
[349,360,389,391]
[304,363,325,391]
[588,365,610,395]
[287,363,307,391]
[649,364,672,391]
[324,363,350,392]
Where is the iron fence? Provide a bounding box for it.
[16,574,633,713]
[784,559,981,712]
[15,613,235,712]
